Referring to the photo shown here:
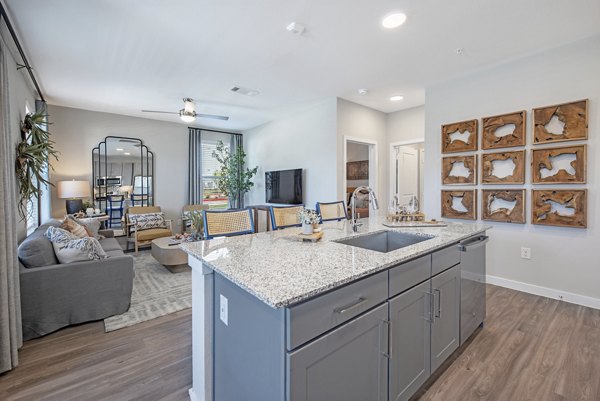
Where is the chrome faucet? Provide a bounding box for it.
[350,186,379,232]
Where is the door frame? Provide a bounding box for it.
[389,139,424,205]
[344,136,378,211]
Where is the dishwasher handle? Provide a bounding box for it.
[458,235,489,252]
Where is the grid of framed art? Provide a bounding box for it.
[440,99,589,228]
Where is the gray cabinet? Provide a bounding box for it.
[431,265,460,373]
[287,303,389,401]
[388,280,431,401]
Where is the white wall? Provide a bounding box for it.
[47,105,192,231]
[424,35,600,303]
[337,98,387,204]
[1,31,38,241]
[387,106,425,144]
[244,98,338,208]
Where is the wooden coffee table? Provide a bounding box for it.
[151,237,190,273]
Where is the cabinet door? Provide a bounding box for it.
[431,265,460,373]
[388,280,431,401]
[287,303,388,401]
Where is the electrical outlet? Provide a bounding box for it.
[219,294,228,326]
[520,247,531,260]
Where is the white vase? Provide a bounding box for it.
[86,208,94,216]
[302,222,314,235]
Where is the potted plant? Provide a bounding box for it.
[187,210,204,240]
[212,140,258,209]
[15,106,59,220]
[298,208,321,235]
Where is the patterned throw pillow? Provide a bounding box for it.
[45,226,108,264]
[129,212,167,231]
[61,215,93,238]
[72,216,104,239]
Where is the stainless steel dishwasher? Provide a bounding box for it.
[458,234,488,345]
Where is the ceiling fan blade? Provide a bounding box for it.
[141,110,179,114]
[197,113,230,121]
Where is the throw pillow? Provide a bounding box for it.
[60,216,90,238]
[45,226,108,264]
[129,212,167,231]
[72,216,104,239]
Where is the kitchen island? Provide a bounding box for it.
[180,215,489,401]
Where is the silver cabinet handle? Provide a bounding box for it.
[424,291,434,323]
[380,319,391,358]
[434,289,442,319]
[334,297,368,314]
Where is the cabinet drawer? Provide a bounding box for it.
[286,270,387,351]
[432,244,460,276]
[389,255,431,297]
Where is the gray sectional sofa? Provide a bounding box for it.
[18,220,134,340]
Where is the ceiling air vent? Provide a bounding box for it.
[231,86,260,96]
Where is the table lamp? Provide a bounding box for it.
[57,180,91,214]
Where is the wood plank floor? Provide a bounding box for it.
[0,285,599,401]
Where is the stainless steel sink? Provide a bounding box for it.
[334,230,432,253]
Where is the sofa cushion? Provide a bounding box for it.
[60,216,89,238]
[104,249,126,258]
[18,221,61,268]
[45,226,108,264]
[98,237,123,252]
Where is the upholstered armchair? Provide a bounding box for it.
[125,206,172,252]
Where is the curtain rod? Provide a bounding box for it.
[188,127,243,136]
[0,3,45,102]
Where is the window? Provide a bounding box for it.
[201,134,230,209]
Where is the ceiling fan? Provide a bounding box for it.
[142,98,229,123]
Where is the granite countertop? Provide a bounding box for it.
[180,214,489,308]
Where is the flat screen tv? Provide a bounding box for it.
[265,169,303,205]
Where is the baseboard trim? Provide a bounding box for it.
[487,275,600,310]
[188,388,198,401]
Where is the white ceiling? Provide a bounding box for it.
[4,0,600,131]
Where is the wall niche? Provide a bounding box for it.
[441,119,478,153]
[532,189,587,228]
[482,189,525,224]
[533,99,588,144]
[531,145,586,184]
[481,150,525,184]
[441,155,476,185]
[482,111,526,150]
[441,190,477,220]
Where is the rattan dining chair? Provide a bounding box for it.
[203,208,255,239]
[316,201,348,222]
[269,205,303,230]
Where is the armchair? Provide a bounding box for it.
[125,206,173,252]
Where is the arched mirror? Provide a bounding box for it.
[92,136,154,214]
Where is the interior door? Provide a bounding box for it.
[396,146,419,205]
[287,304,389,401]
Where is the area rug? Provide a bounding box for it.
[104,252,191,332]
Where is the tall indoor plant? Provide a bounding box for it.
[15,107,59,219]
[212,140,257,209]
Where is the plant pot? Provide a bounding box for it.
[302,222,314,235]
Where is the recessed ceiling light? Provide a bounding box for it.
[116,148,123,151]
[390,95,404,102]
[382,13,407,29]
[124,152,131,155]
[358,89,368,95]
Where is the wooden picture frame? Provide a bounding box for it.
[441,155,477,185]
[532,189,587,228]
[441,190,477,220]
[346,160,369,180]
[482,189,525,224]
[531,145,586,184]
[441,119,478,154]
[481,150,525,184]
[533,99,588,144]
[482,110,526,150]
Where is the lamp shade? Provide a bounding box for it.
[57,180,91,199]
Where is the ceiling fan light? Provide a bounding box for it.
[183,98,195,114]
[180,113,196,123]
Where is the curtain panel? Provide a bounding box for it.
[187,128,203,204]
[0,36,23,374]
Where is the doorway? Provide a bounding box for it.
[344,138,378,217]
[391,141,424,210]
